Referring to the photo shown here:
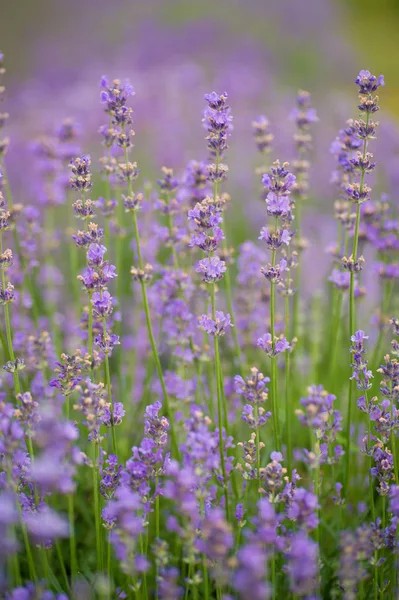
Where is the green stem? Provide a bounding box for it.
[271,552,276,600]
[55,540,70,592]
[21,517,37,582]
[68,493,78,588]
[211,283,230,522]
[107,532,112,596]
[130,196,178,456]
[92,443,103,573]
[270,248,280,451]
[41,547,50,583]
[345,109,370,496]
[222,240,242,373]
[285,294,292,473]
[103,317,117,455]
[200,498,210,600]
[155,475,160,539]
[0,233,20,395]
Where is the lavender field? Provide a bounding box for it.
[1,1,399,599]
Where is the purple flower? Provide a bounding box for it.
[0,492,19,557]
[252,115,274,154]
[265,193,291,217]
[290,106,318,126]
[100,454,122,500]
[190,226,224,252]
[196,256,226,283]
[241,404,271,429]
[95,332,120,355]
[100,77,135,127]
[198,311,233,337]
[234,543,270,600]
[261,258,289,283]
[158,567,183,600]
[350,330,373,391]
[355,70,385,94]
[371,446,394,496]
[87,243,107,265]
[24,507,69,543]
[101,402,125,428]
[329,269,350,290]
[259,226,292,249]
[188,202,222,230]
[144,401,169,447]
[69,155,92,192]
[234,368,270,404]
[197,507,233,561]
[75,378,108,442]
[287,487,319,530]
[389,485,399,517]
[257,333,290,357]
[91,290,114,318]
[203,91,232,162]
[286,531,318,598]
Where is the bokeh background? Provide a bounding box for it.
[1,0,399,294]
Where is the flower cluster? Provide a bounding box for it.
[1,50,398,600]
[203,91,232,181]
[350,330,373,390]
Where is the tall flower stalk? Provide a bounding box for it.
[194,91,234,519]
[344,71,384,489]
[100,77,179,458]
[258,161,296,452]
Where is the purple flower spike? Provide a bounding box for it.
[198,311,233,337]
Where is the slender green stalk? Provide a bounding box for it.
[126,151,178,457]
[270,247,280,451]
[329,290,344,390]
[314,443,321,554]
[211,283,230,522]
[103,318,117,455]
[68,493,78,588]
[222,239,242,373]
[345,110,370,494]
[155,475,160,539]
[138,270,178,457]
[41,547,50,583]
[140,533,148,599]
[163,196,204,413]
[55,540,70,592]
[0,325,9,361]
[107,532,112,596]
[271,552,276,600]
[0,232,21,395]
[364,391,376,523]
[285,295,292,473]
[200,497,210,600]
[19,516,36,582]
[92,442,103,573]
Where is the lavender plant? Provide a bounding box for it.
[1,49,399,600]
